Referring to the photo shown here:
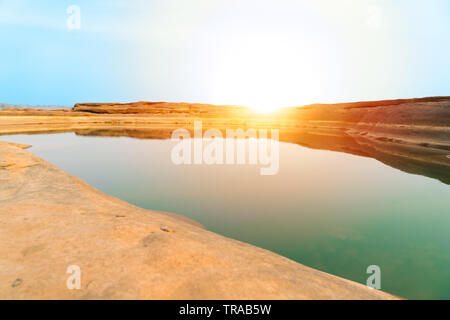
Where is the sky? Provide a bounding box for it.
[0,0,449,110]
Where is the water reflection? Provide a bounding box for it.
[73,126,450,185]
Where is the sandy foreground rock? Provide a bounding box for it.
[0,141,398,299]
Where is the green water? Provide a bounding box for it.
[3,133,449,299]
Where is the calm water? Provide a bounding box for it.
[4,133,450,299]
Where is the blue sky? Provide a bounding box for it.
[0,0,449,108]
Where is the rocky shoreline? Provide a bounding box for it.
[0,141,397,299]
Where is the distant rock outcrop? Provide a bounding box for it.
[286,96,450,127]
[73,101,251,116]
[0,103,67,111]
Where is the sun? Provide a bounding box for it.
[248,104,283,114]
[210,34,321,113]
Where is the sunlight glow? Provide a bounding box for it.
[248,104,283,113]
[211,34,322,112]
